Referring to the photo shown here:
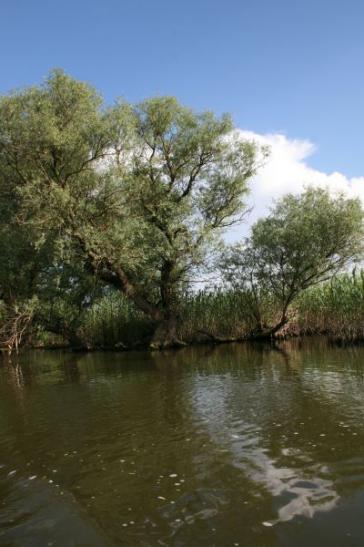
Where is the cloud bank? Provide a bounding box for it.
[229,130,364,241]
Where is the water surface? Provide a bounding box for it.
[1,339,364,546]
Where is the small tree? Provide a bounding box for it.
[221,187,364,336]
[0,70,260,348]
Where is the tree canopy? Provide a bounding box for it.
[221,187,364,336]
[2,71,362,350]
[0,70,260,348]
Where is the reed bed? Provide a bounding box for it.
[177,289,279,341]
[65,271,364,349]
[80,293,153,349]
[78,289,281,347]
[297,270,364,343]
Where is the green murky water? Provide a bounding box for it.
[1,339,364,546]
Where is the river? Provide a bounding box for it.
[1,339,364,546]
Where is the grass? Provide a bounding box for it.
[80,292,153,349]
[6,271,362,350]
[177,289,279,341]
[297,269,364,343]
[78,270,364,348]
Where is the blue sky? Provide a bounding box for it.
[1,0,364,193]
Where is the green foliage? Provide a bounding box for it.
[80,292,153,349]
[0,71,363,350]
[221,187,364,334]
[178,289,279,340]
[298,270,364,342]
[76,288,281,348]
[0,70,260,346]
[10,274,362,350]
[251,187,363,289]
[74,273,364,348]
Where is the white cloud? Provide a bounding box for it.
[228,130,364,241]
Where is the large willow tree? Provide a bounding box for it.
[0,70,259,348]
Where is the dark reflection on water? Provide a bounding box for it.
[1,339,364,546]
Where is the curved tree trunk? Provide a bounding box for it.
[149,316,187,350]
[250,314,289,340]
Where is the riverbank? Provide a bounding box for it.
[30,324,364,354]
[77,271,364,350]
[1,271,363,353]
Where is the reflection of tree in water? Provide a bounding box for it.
[1,350,85,387]
[0,357,25,411]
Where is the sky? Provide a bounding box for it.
[1,0,364,233]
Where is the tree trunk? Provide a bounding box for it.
[250,314,289,340]
[67,331,88,351]
[149,316,187,350]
